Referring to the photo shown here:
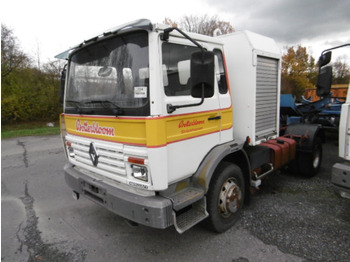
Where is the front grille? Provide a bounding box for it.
[66,134,127,178]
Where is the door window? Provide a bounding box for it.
[162,42,200,96]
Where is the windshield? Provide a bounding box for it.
[65,31,150,116]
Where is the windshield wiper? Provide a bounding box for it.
[66,100,82,112]
[83,100,124,115]
[65,100,94,114]
[66,100,81,106]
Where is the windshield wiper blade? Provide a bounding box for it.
[66,100,81,106]
[83,100,124,115]
[65,100,94,114]
[65,100,82,112]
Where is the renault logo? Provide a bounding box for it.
[89,142,99,166]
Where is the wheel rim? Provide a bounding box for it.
[218,178,242,218]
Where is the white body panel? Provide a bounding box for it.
[338,82,350,160]
[166,133,221,184]
[219,31,281,145]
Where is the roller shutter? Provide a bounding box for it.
[256,56,278,140]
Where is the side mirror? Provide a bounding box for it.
[60,65,67,104]
[318,51,332,67]
[316,66,332,97]
[191,51,215,98]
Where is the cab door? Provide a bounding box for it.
[161,40,221,183]
[214,49,233,143]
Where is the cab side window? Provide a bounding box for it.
[214,49,228,94]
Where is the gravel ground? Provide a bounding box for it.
[239,134,350,261]
[2,134,349,262]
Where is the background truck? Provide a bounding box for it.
[333,81,350,199]
[57,19,323,233]
[321,44,350,199]
[280,93,343,130]
[280,45,350,131]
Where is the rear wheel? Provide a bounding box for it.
[207,162,245,233]
[297,137,322,177]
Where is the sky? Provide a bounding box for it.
[1,0,350,64]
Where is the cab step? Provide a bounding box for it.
[167,187,208,233]
[169,187,205,211]
[173,197,208,234]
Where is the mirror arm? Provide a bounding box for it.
[321,43,350,56]
[161,27,204,53]
[167,85,205,114]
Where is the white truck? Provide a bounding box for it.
[56,19,323,233]
[333,82,350,199]
[313,44,350,200]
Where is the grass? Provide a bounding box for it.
[1,121,60,139]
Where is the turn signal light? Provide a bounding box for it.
[128,157,145,165]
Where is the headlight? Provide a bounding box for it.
[60,114,69,158]
[131,164,148,182]
[66,141,75,158]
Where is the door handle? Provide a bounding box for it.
[208,116,221,121]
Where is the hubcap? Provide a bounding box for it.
[219,178,242,217]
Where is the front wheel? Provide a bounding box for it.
[206,162,245,233]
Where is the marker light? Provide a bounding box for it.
[128,157,145,165]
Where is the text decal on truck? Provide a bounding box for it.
[76,120,116,137]
[178,120,205,134]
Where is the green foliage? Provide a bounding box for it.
[1,67,62,123]
[333,56,350,84]
[282,45,350,99]
[1,24,63,124]
[2,124,60,139]
[281,46,316,99]
[1,24,30,78]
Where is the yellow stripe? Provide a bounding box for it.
[221,107,234,131]
[65,115,147,146]
[63,107,233,147]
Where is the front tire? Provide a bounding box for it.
[207,162,245,233]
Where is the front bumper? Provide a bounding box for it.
[332,162,350,199]
[64,164,174,228]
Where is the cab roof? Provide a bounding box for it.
[55,19,153,60]
[55,18,223,60]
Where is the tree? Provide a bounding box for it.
[1,24,30,78]
[164,15,234,36]
[1,25,62,124]
[282,46,316,99]
[333,56,350,84]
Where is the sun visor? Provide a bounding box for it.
[55,48,74,60]
[54,19,153,61]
